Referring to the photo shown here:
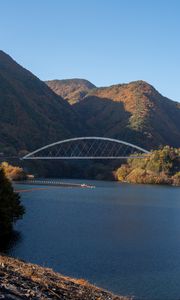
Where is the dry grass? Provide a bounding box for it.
[0,254,132,299]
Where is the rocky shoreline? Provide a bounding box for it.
[0,255,131,300]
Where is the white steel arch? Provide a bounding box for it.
[22,137,150,160]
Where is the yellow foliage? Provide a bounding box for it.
[115,147,180,186]
[1,162,26,181]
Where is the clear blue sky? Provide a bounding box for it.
[0,0,180,101]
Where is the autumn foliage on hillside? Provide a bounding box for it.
[75,81,180,149]
[0,51,84,156]
[115,146,180,186]
[46,79,96,104]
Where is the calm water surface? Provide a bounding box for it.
[5,180,180,299]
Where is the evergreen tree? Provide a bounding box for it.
[0,168,25,237]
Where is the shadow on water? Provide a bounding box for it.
[0,230,22,254]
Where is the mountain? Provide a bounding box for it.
[0,50,179,156]
[0,51,84,155]
[74,81,180,150]
[45,78,96,104]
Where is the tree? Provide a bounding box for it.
[1,162,26,181]
[115,147,180,186]
[0,168,25,237]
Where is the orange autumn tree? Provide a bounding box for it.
[1,162,26,181]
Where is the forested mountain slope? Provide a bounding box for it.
[0,51,84,155]
[74,81,180,149]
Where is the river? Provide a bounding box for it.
[4,180,180,300]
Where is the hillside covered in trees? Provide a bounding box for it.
[45,78,96,104]
[46,78,180,150]
[115,146,180,186]
[74,81,180,150]
[0,51,84,156]
[0,51,180,157]
[0,51,180,180]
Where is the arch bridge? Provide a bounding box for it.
[22,137,150,160]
